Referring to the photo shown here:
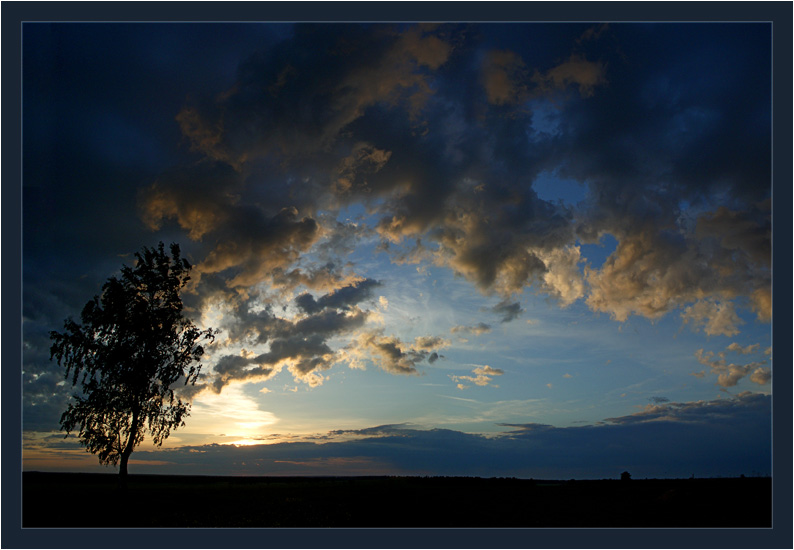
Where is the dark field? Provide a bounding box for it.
[23,472,771,528]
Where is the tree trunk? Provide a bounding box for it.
[119,452,130,477]
[119,410,139,478]
[117,453,130,493]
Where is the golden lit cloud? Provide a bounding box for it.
[537,246,584,306]
[344,331,449,375]
[694,344,770,388]
[535,54,607,97]
[450,364,504,389]
[481,49,528,105]
[682,300,743,337]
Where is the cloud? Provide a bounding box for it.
[344,331,450,375]
[603,392,768,425]
[481,49,529,106]
[584,230,707,324]
[481,38,607,107]
[450,322,492,336]
[199,288,376,391]
[695,205,771,267]
[584,202,770,333]
[496,422,554,433]
[726,342,760,355]
[556,26,770,332]
[139,163,241,241]
[694,344,770,388]
[174,107,240,169]
[749,367,771,385]
[681,299,743,337]
[268,263,367,295]
[198,206,321,289]
[536,246,584,306]
[333,142,393,195]
[137,24,462,305]
[212,352,277,387]
[140,164,323,290]
[177,24,456,165]
[450,365,504,388]
[146,23,768,337]
[421,190,576,296]
[750,287,771,323]
[534,54,607,98]
[134,24,608,400]
[295,278,382,314]
[562,44,771,334]
[112,393,769,479]
[489,299,524,323]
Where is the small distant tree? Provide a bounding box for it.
[50,243,215,477]
[621,471,632,481]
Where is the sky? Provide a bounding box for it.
[21,22,773,479]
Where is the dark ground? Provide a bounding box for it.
[22,472,771,528]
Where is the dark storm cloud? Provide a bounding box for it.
[141,22,601,305]
[211,353,278,392]
[176,24,456,164]
[489,299,524,323]
[138,24,463,297]
[139,163,244,241]
[495,422,554,433]
[23,23,290,271]
[603,392,769,425]
[205,299,371,391]
[291,308,369,337]
[190,277,387,391]
[111,393,770,478]
[557,25,771,328]
[135,24,464,298]
[295,278,382,314]
[141,22,769,331]
[558,25,770,204]
[198,205,320,290]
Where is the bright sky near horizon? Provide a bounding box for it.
[22,21,772,479]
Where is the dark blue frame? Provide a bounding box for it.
[3,2,791,548]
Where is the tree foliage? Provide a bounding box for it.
[50,243,215,475]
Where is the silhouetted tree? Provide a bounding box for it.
[621,471,632,481]
[50,243,215,477]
